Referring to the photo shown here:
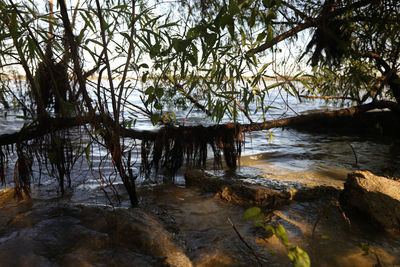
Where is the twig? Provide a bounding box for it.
[234,99,253,124]
[335,200,351,229]
[311,202,327,240]
[348,143,358,168]
[227,217,263,267]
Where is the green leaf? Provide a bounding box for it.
[205,33,218,47]
[265,9,277,22]
[262,0,275,8]
[242,207,261,221]
[142,71,149,83]
[120,32,130,40]
[266,130,274,143]
[145,86,154,95]
[219,14,234,29]
[155,87,164,99]
[256,31,266,42]
[248,9,256,27]
[321,234,330,240]
[87,38,103,47]
[287,246,311,267]
[274,224,289,246]
[173,38,192,53]
[187,53,198,66]
[239,0,255,10]
[228,24,235,37]
[359,243,370,255]
[150,43,161,58]
[150,113,160,125]
[229,0,240,14]
[84,143,91,165]
[264,224,275,233]
[187,25,206,38]
[154,102,163,110]
[267,24,274,42]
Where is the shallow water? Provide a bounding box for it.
[1,89,400,266]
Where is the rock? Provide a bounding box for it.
[185,169,291,208]
[184,169,339,208]
[0,202,192,267]
[340,170,400,232]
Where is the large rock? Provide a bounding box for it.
[185,169,339,208]
[0,201,192,267]
[340,170,400,232]
[185,169,291,208]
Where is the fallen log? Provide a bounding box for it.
[240,100,400,133]
[0,115,158,147]
[1,100,399,147]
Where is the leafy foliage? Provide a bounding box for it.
[242,206,311,267]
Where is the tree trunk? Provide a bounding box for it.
[389,73,400,104]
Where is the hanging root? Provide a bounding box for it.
[0,146,6,185]
[48,131,73,194]
[14,143,33,199]
[142,123,243,176]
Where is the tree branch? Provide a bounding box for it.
[246,22,314,55]
[247,0,374,55]
[1,101,398,147]
[58,0,94,116]
[299,95,357,101]
[359,51,391,72]
[240,100,400,133]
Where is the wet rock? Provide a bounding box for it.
[340,170,400,231]
[185,169,291,208]
[185,169,340,208]
[289,185,340,201]
[100,207,193,267]
[0,202,192,267]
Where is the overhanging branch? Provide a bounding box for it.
[0,101,398,147]
[247,0,374,55]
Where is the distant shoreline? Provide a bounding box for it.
[0,74,308,82]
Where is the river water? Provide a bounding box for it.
[1,88,400,266]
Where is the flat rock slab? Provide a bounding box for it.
[185,169,339,208]
[0,200,192,267]
[340,170,400,232]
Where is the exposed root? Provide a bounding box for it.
[14,143,33,199]
[142,123,243,176]
[0,146,6,185]
[47,131,74,194]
